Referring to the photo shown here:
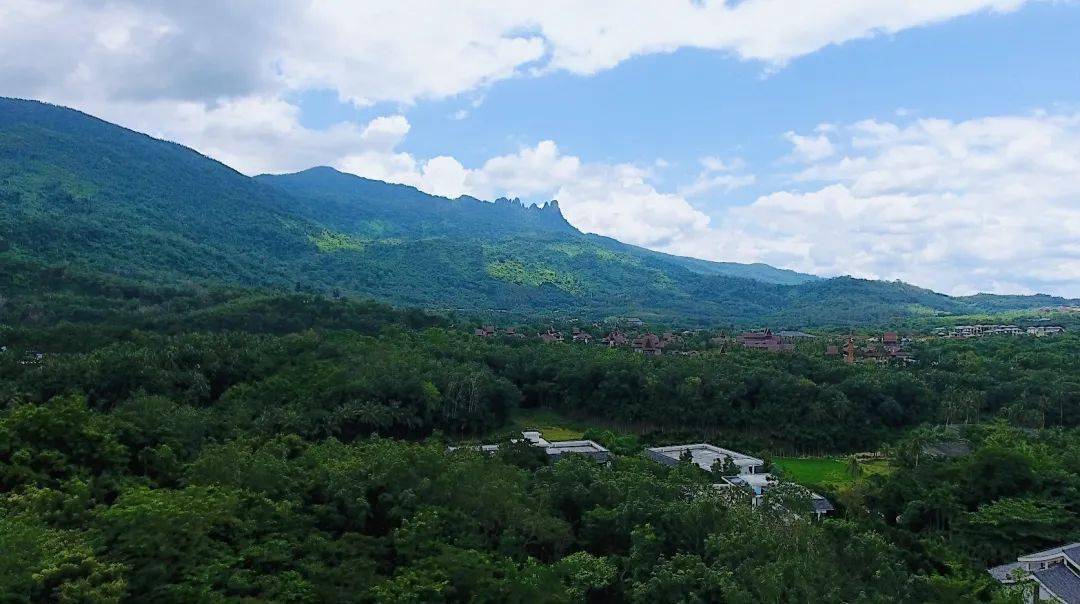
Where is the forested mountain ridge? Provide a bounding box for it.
[1,97,1074,326]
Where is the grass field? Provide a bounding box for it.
[493,408,588,441]
[774,457,890,489]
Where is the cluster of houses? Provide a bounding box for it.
[474,325,680,355]
[936,324,1066,338]
[453,431,834,519]
[825,332,913,364]
[989,542,1080,603]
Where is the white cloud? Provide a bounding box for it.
[680,156,756,197]
[1,0,1035,109]
[783,129,836,161]
[666,113,1080,297]
[339,138,712,249]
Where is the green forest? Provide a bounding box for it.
[2,97,1079,602]
[2,259,1078,602]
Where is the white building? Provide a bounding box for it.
[451,430,611,463]
[645,443,834,519]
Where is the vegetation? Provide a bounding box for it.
[773,457,890,489]
[1,96,1077,602]
[2,263,1076,600]
[2,98,1074,327]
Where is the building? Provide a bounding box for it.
[647,443,765,475]
[942,324,1029,338]
[624,317,645,328]
[571,327,593,343]
[736,329,792,352]
[1028,325,1065,337]
[632,333,665,355]
[602,330,629,347]
[646,443,833,519]
[451,430,611,463]
[777,330,816,340]
[829,333,910,364]
[988,543,1080,603]
[474,325,496,337]
[538,328,564,343]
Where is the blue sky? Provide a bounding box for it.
[2,0,1079,296]
[295,1,1080,214]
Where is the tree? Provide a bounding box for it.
[846,455,862,479]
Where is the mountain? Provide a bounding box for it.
[0,97,1073,326]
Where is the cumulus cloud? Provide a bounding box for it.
[680,156,757,197]
[2,0,1035,108]
[783,128,836,161]
[666,113,1080,297]
[339,138,711,249]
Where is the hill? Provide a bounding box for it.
[0,97,1073,326]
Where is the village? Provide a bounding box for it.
[471,315,1067,364]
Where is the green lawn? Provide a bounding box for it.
[774,457,890,489]
[493,408,588,442]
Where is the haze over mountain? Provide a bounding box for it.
[1,98,1073,325]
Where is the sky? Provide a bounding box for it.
[2,0,1079,297]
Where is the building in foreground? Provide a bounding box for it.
[988,543,1080,603]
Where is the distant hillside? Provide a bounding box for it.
[1,97,1073,326]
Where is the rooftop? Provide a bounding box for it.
[1032,565,1080,604]
[1019,543,1080,563]
[646,443,764,473]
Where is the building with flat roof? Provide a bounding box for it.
[646,443,764,474]
[451,430,611,463]
[646,443,834,519]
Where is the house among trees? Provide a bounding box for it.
[538,328,564,343]
[632,333,665,355]
[570,327,593,343]
[646,443,834,519]
[938,324,1058,338]
[736,329,792,352]
[1028,325,1066,337]
[624,317,645,328]
[451,430,611,463]
[602,330,629,347]
[988,542,1080,603]
[829,333,911,364]
[474,325,496,337]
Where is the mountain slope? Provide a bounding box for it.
[0,98,1073,326]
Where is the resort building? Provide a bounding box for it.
[451,430,611,463]
[645,443,834,519]
[632,333,665,355]
[988,543,1080,603]
[646,443,765,475]
[736,329,792,352]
